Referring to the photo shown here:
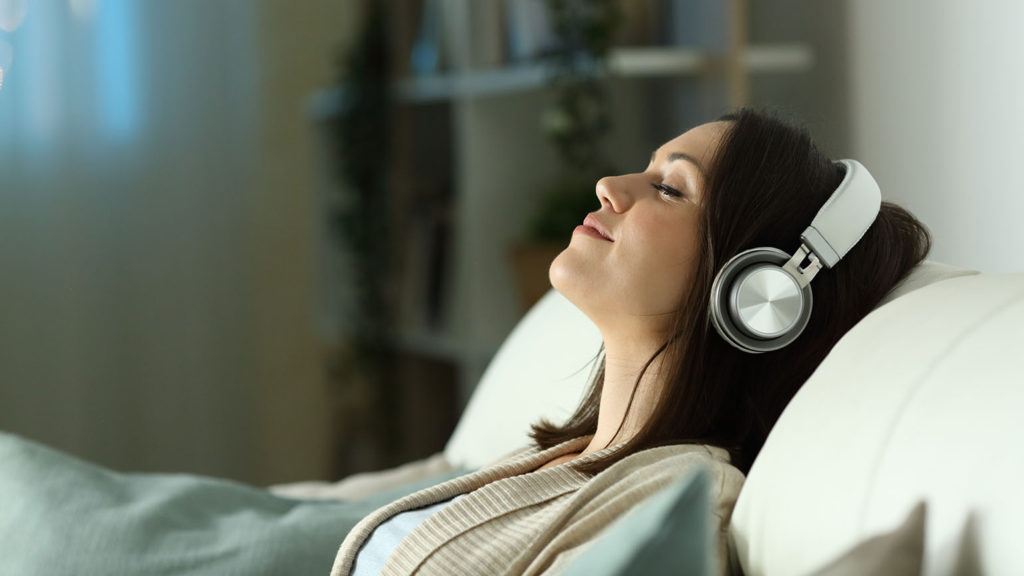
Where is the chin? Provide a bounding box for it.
[548,249,592,312]
[548,248,572,289]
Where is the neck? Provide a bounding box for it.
[581,333,670,456]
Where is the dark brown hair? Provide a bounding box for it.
[530,107,931,475]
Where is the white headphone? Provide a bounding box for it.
[709,159,882,353]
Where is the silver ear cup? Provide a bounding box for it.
[710,248,813,353]
[730,265,803,338]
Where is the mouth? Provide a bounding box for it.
[581,213,614,242]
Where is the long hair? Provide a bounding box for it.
[530,107,931,475]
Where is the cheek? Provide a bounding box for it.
[626,219,700,308]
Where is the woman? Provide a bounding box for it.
[331,108,931,576]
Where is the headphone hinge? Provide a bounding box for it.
[783,244,822,289]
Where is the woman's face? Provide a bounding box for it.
[549,121,730,337]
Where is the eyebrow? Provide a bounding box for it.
[650,150,706,179]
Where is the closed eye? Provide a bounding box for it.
[652,182,684,198]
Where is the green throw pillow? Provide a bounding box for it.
[0,432,466,576]
[560,467,714,576]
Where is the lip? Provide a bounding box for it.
[580,213,614,242]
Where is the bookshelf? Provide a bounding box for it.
[314,0,820,418]
[310,44,813,114]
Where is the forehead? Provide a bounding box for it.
[652,121,731,166]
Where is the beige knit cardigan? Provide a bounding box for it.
[330,436,745,576]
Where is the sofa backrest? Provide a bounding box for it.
[444,288,602,469]
[730,269,1024,576]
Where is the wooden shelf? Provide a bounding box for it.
[310,44,814,118]
[608,43,813,76]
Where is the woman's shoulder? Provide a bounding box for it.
[593,443,745,502]
[610,442,736,470]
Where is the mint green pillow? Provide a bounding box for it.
[560,467,714,576]
[0,432,466,576]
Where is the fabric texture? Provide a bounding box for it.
[0,431,466,576]
[807,502,927,576]
[352,494,467,576]
[558,467,715,576]
[332,436,745,576]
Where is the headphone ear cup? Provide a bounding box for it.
[710,248,813,353]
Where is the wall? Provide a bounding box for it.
[748,0,851,158]
[252,0,363,483]
[0,0,360,484]
[848,1,1024,273]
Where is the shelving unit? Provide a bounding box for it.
[315,0,820,414]
[310,44,813,116]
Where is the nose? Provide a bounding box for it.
[595,174,633,213]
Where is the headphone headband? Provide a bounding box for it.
[801,159,882,268]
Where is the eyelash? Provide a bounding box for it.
[652,182,684,198]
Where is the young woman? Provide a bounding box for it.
[331,108,931,576]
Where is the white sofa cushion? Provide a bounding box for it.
[444,289,602,469]
[876,260,978,306]
[730,271,1024,576]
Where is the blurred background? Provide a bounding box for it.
[0,0,1020,486]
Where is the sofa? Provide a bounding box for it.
[1,260,1018,574]
[277,260,1023,575]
